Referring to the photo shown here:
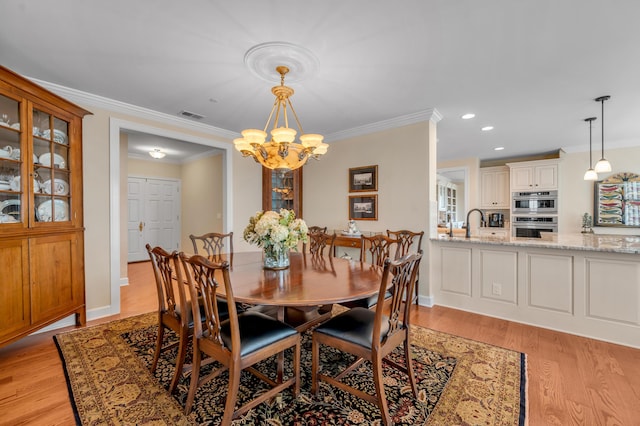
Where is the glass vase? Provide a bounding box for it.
[263,246,290,270]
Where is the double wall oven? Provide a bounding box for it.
[511,190,558,238]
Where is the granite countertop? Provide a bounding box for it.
[432,232,640,254]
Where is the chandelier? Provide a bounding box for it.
[234,66,328,171]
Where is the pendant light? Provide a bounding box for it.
[583,117,598,180]
[594,95,612,173]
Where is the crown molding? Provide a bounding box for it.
[29,76,443,145]
[325,108,442,143]
[28,77,238,141]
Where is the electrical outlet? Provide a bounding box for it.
[492,282,502,296]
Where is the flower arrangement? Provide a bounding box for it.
[243,209,308,268]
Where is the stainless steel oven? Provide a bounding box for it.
[513,190,558,214]
[512,216,558,238]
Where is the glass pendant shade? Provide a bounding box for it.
[583,168,598,180]
[594,158,612,173]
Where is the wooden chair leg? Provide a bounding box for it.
[404,337,418,397]
[372,354,391,426]
[169,329,189,393]
[222,364,241,425]
[311,335,319,395]
[184,347,202,415]
[293,339,301,396]
[151,323,164,373]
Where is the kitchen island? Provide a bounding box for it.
[430,233,640,348]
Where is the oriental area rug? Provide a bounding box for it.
[54,312,526,425]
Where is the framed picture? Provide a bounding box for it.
[349,165,378,192]
[349,195,378,220]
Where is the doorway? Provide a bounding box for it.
[109,117,233,317]
[127,176,181,262]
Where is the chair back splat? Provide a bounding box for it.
[189,232,234,265]
[387,229,424,305]
[306,231,336,256]
[360,234,399,267]
[312,252,423,426]
[179,253,301,423]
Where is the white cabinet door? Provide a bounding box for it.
[480,167,510,208]
[535,165,558,190]
[511,167,534,191]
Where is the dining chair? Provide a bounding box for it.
[306,231,336,256]
[307,225,327,235]
[146,244,193,394]
[339,234,399,309]
[189,231,234,265]
[311,252,423,426]
[179,253,301,422]
[387,229,424,304]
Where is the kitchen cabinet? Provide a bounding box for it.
[480,166,509,208]
[262,167,303,218]
[508,159,559,191]
[0,65,91,347]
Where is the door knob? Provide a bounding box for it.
[139,221,144,232]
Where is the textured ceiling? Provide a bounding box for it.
[1,0,640,162]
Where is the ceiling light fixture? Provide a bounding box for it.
[149,148,166,159]
[583,117,598,181]
[234,66,328,171]
[481,126,494,131]
[594,95,612,173]
[461,113,475,119]
[494,146,505,151]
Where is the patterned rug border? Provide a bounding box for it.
[55,312,527,425]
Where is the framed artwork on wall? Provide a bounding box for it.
[349,165,378,192]
[349,194,378,220]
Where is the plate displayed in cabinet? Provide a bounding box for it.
[42,129,68,145]
[39,153,66,168]
[0,199,20,216]
[9,176,40,192]
[42,178,69,195]
[37,199,69,222]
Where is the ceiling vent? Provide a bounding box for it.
[179,110,205,120]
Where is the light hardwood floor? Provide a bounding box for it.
[0,261,638,425]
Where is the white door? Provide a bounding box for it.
[127,177,180,262]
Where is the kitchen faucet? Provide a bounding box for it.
[465,208,486,238]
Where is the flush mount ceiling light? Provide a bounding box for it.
[481,126,494,131]
[461,113,475,119]
[594,95,612,173]
[149,148,166,159]
[234,65,328,171]
[494,146,505,151]
[583,117,598,181]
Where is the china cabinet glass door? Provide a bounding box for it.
[32,107,71,224]
[0,93,23,225]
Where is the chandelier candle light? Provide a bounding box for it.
[234,66,329,171]
[243,209,308,270]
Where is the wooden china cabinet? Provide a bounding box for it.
[262,167,303,218]
[0,66,91,347]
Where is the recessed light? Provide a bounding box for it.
[481,126,494,131]
[461,113,475,120]
[494,147,505,151]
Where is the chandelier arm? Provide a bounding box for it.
[287,98,304,135]
[263,100,280,133]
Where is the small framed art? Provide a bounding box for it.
[349,195,378,220]
[349,165,378,192]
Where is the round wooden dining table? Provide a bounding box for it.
[217,251,389,331]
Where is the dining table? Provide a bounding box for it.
[215,251,389,332]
